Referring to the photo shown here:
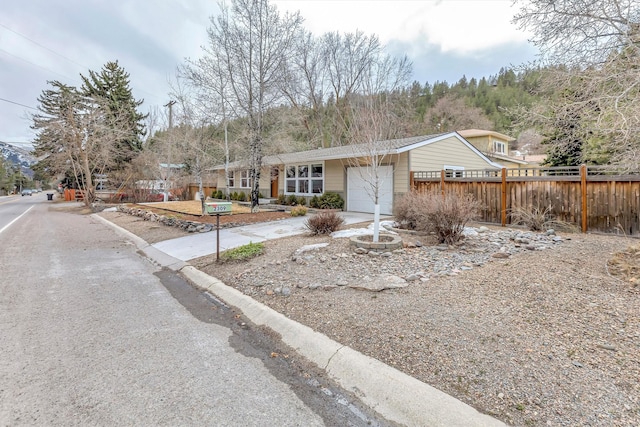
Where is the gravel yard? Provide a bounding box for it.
[100,208,639,427]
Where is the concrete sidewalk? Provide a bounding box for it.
[94,212,507,427]
[151,211,386,261]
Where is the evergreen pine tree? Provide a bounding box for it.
[80,61,147,166]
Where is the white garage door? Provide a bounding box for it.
[346,166,394,215]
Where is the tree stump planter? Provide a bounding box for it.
[349,234,403,252]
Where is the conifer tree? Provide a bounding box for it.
[80,61,147,165]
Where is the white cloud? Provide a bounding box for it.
[273,0,530,54]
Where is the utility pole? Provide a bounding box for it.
[163,100,176,202]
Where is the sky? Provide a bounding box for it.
[0,0,537,148]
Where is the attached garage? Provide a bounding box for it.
[346,165,394,215]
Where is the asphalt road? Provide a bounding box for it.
[0,198,388,426]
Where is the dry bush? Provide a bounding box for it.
[394,191,480,244]
[607,245,640,288]
[393,190,420,229]
[305,211,345,235]
[509,205,577,232]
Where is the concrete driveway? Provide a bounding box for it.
[151,211,387,261]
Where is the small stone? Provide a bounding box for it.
[492,252,510,259]
[525,244,537,250]
[546,229,556,236]
[380,252,393,257]
[281,287,291,297]
[368,251,380,257]
[597,344,617,352]
[478,226,490,233]
[405,274,420,282]
[572,361,584,368]
[415,240,423,247]
[354,247,369,255]
[498,393,504,399]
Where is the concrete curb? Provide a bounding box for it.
[180,266,507,427]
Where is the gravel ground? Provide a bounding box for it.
[101,209,640,427]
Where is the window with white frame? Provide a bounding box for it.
[493,141,506,154]
[227,171,235,187]
[240,170,251,188]
[285,163,324,195]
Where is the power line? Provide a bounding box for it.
[0,48,76,82]
[0,97,37,111]
[0,22,89,70]
[0,22,165,107]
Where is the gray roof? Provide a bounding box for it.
[213,133,451,170]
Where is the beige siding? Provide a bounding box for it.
[258,167,271,193]
[410,136,496,171]
[324,160,345,193]
[216,170,226,188]
[465,135,492,153]
[393,152,410,194]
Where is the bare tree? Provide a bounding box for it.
[342,55,412,242]
[280,30,328,148]
[512,0,640,169]
[426,95,492,133]
[32,81,134,206]
[202,0,302,211]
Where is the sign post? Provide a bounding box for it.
[204,201,233,261]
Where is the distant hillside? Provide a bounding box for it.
[0,141,35,177]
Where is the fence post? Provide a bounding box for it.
[501,168,507,227]
[581,164,588,233]
[440,170,445,197]
[410,171,414,191]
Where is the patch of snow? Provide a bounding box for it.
[294,243,329,254]
[331,220,398,239]
[463,227,478,236]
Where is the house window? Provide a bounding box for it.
[444,165,464,178]
[494,141,506,154]
[285,163,324,195]
[240,170,251,188]
[227,171,235,187]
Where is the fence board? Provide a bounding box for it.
[412,166,640,236]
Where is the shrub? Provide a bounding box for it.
[231,191,239,201]
[509,205,575,232]
[290,205,308,217]
[276,194,286,205]
[318,192,344,209]
[219,242,264,262]
[309,195,320,208]
[393,192,420,230]
[305,211,345,235]
[216,190,225,199]
[394,191,479,244]
[286,194,298,206]
[237,191,246,202]
[296,196,307,206]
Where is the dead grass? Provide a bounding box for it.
[607,244,640,286]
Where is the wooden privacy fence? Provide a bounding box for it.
[410,165,640,235]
